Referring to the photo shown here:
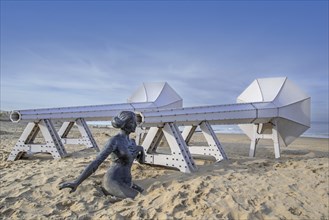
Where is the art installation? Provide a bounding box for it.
[7,77,310,173]
[59,111,145,199]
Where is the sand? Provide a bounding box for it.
[0,120,328,220]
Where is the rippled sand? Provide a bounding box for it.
[1,121,328,219]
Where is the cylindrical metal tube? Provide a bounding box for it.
[138,102,279,127]
[10,102,157,122]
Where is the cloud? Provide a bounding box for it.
[1,37,328,124]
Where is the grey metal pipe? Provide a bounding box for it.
[138,101,279,127]
[10,102,157,123]
[11,101,279,127]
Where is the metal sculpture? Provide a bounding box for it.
[137,77,310,168]
[59,111,145,199]
[237,77,311,158]
[7,77,310,173]
[7,82,182,161]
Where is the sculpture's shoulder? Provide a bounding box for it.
[111,133,125,143]
[108,133,127,149]
[102,134,121,152]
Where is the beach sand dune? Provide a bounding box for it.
[0,121,328,219]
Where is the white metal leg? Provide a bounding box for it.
[142,127,163,153]
[7,122,39,160]
[7,120,67,160]
[135,127,148,146]
[58,119,99,152]
[141,123,197,173]
[272,122,281,158]
[182,122,228,161]
[58,121,75,137]
[249,122,282,158]
[162,123,197,173]
[200,121,227,160]
[141,121,228,172]
[39,119,67,158]
[249,124,258,157]
[182,125,197,144]
[76,118,99,151]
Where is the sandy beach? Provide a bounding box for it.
[0,120,328,220]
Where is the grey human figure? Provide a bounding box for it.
[59,111,145,199]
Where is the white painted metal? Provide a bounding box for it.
[75,118,99,151]
[58,119,100,151]
[138,77,310,159]
[8,119,67,160]
[199,121,227,160]
[8,82,182,161]
[237,77,310,156]
[181,122,227,161]
[138,102,277,127]
[10,83,183,123]
[135,127,149,147]
[248,120,282,158]
[139,120,227,172]
[182,125,197,144]
[7,122,39,160]
[128,82,183,108]
[8,77,310,172]
[161,123,197,173]
[10,83,183,159]
[10,103,156,122]
[140,123,197,173]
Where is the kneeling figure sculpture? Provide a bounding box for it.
[59,111,145,199]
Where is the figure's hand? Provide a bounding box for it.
[58,181,78,193]
[132,183,144,193]
[136,150,145,164]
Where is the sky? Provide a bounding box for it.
[1,1,328,123]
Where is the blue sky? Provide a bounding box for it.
[1,1,328,123]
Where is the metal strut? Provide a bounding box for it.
[7,118,100,161]
[7,119,67,160]
[249,120,283,159]
[58,118,99,151]
[182,121,227,161]
[142,123,197,173]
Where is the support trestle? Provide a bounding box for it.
[140,121,228,173]
[182,121,228,161]
[249,120,284,159]
[142,123,197,173]
[7,119,67,160]
[58,118,99,151]
[8,118,99,161]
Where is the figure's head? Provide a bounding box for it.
[112,111,137,133]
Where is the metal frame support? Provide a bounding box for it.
[7,118,100,161]
[181,125,197,144]
[58,118,99,152]
[142,127,164,154]
[7,119,67,161]
[135,127,149,146]
[140,121,228,173]
[141,123,197,173]
[249,120,283,159]
[182,121,228,161]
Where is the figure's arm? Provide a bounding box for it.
[59,139,116,193]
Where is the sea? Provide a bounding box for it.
[212,121,329,139]
[87,121,328,139]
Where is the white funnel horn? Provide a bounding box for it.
[237,77,311,147]
[127,82,183,109]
